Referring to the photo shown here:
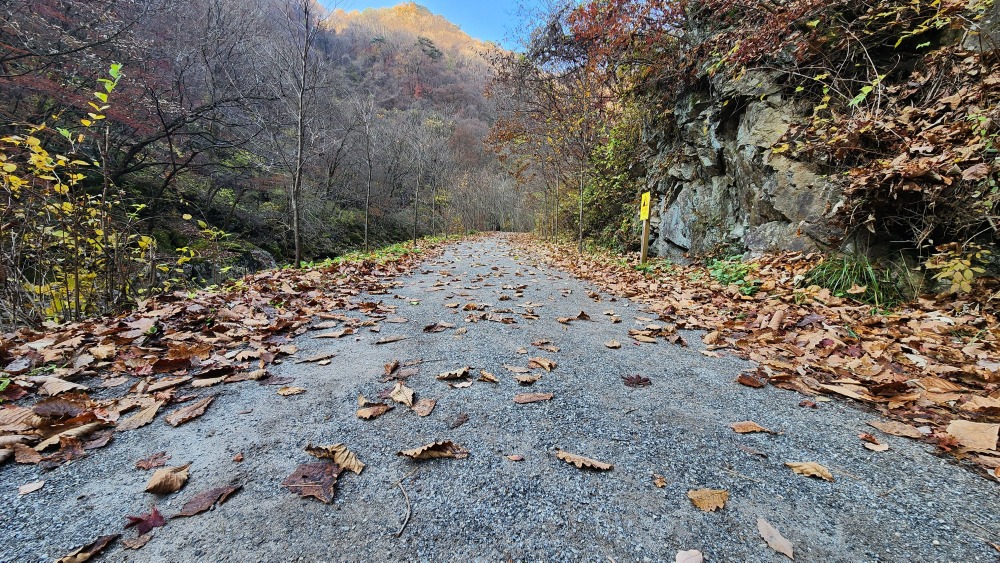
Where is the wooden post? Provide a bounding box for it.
[639,191,651,265]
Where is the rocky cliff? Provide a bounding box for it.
[645,70,846,258]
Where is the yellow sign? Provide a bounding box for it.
[639,191,651,221]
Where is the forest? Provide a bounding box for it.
[0,0,531,328]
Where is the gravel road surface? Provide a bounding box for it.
[3,236,998,562]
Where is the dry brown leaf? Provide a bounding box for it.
[478,370,498,383]
[632,335,657,344]
[604,339,621,349]
[737,372,767,388]
[411,398,436,417]
[398,441,469,460]
[556,449,613,471]
[516,374,541,385]
[174,484,242,517]
[449,380,474,389]
[730,421,775,434]
[785,461,835,481]
[506,454,524,461]
[305,443,365,474]
[18,480,44,495]
[35,376,88,396]
[121,534,152,550]
[145,463,191,494]
[388,382,415,407]
[946,420,999,451]
[527,357,556,372]
[282,460,341,503]
[436,366,471,380]
[55,534,119,563]
[136,452,170,470]
[14,443,43,464]
[35,422,105,451]
[687,488,728,512]
[514,392,553,404]
[277,386,306,396]
[757,518,794,560]
[867,420,923,439]
[164,396,214,427]
[375,335,409,345]
[356,403,393,420]
[653,474,667,488]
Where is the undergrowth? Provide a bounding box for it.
[802,255,913,308]
[708,256,760,295]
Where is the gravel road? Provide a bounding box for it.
[3,236,998,562]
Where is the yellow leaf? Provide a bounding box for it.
[182,214,192,220]
[687,488,728,511]
[785,461,835,481]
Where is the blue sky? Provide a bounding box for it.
[324,1,523,46]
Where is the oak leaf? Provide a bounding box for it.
[785,461,835,481]
[556,449,613,471]
[398,441,469,460]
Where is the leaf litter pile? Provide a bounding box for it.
[514,236,1000,479]
[0,243,444,557]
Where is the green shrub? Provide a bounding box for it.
[708,256,760,295]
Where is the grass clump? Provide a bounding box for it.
[802,254,913,308]
[708,256,760,295]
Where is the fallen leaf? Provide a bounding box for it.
[412,398,436,417]
[516,374,541,385]
[436,366,471,380]
[174,484,242,517]
[449,412,470,429]
[527,357,556,371]
[398,441,469,460]
[388,382,414,407]
[55,534,119,563]
[305,443,365,474]
[687,488,728,512]
[115,401,164,432]
[232,452,244,462]
[449,380,474,389]
[423,321,455,333]
[282,461,341,503]
[653,474,667,488]
[125,506,167,535]
[675,550,704,563]
[164,396,214,426]
[867,420,923,439]
[514,392,553,404]
[18,480,44,495]
[604,339,621,349]
[375,335,409,345]
[145,463,191,494]
[136,452,170,470]
[632,335,657,344]
[622,374,651,388]
[737,372,767,388]
[506,454,524,461]
[946,420,999,451]
[478,370,498,383]
[757,518,793,559]
[356,401,393,420]
[556,449,613,471]
[13,443,43,464]
[277,386,306,396]
[730,421,775,434]
[121,534,152,550]
[785,461,835,482]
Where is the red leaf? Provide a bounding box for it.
[125,506,167,535]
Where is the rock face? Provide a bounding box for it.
[645,70,846,257]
